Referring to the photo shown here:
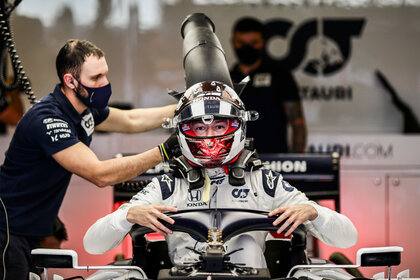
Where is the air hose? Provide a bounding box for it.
[0,5,37,104]
[0,45,19,91]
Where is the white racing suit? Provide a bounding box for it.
[84,168,357,267]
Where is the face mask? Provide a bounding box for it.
[234,45,263,66]
[74,79,112,109]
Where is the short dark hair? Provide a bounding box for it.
[53,217,68,242]
[232,17,265,38]
[56,39,104,85]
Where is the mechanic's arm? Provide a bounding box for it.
[52,142,162,187]
[95,104,177,133]
[283,101,307,153]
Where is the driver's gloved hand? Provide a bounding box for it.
[158,132,181,161]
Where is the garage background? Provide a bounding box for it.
[1,0,419,278]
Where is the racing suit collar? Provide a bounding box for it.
[206,167,226,178]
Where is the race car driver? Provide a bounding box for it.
[83,81,357,268]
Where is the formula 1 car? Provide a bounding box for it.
[31,209,411,280]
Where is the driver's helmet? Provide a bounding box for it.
[164,81,258,168]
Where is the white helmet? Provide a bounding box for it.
[164,81,258,168]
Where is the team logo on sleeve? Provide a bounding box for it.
[282,180,295,192]
[262,170,280,197]
[43,118,72,143]
[265,170,277,190]
[81,112,95,136]
[161,174,173,191]
[157,174,176,200]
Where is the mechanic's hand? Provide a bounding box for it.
[126,204,178,236]
[158,132,181,161]
[268,204,318,237]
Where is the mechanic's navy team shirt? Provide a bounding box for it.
[230,59,300,153]
[0,84,109,237]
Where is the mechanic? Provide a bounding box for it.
[40,217,68,249]
[230,17,307,153]
[83,81,357,269]
[0,39,179,280]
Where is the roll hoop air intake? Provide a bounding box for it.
[181,13,233,89]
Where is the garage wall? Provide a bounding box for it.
[9,0,420,134]
[1,0,420,278]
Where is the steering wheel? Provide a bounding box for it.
[130,208,306,246]
[129,208,308,279]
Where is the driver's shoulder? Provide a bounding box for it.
[151,173,182,199]
[248,168,285,198]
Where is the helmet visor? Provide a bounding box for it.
[179,117,241,168]
[184,133,235,168]
[180,117,240,138]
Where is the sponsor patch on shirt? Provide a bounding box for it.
[253,73,272,87]
[81,112,95,136]
[43,118,72,143]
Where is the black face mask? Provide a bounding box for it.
[234,45,263,66]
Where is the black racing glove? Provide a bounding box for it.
[158,132,182,161]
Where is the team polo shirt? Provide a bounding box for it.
[0,84,109,236]
[230,60,300,153]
